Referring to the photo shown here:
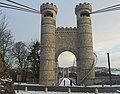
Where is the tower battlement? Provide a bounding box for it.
[40,2,57,14]
[75,2,92,15]
[56,27,77,30]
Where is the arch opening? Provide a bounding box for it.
[80,11,90,17]
[44,11,53,17]
[58,51,76,68]
[57,51,77,78]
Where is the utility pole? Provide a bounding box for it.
[107,53,112,86]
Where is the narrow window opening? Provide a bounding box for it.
[44,11,53,17]
[80,11,90,17]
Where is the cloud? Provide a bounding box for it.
[93,17,120,68]
[94,37,120,50]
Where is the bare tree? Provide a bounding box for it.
[11,41,29,69]
[0,12,14,67]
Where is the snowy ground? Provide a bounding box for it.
[15,91,120,94]
[59,78,75,86]
[16,91,120,94]
[14,78,120,94]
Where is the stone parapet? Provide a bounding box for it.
[40,2,57,14]
[75,2,92,14]
[56,27,77,30]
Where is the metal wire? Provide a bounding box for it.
[1,0,120,15]
[91,4,120,14]
[0,2,40,14]
[92,7,120,14]
[5,0,40,13]
[79,53,97,84]
[0,1,40,14]
[0,5,39,14]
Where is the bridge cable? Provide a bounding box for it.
[80,53,97,85]
[0,1,40,14]
[0,5,38,14]
[5,0,40,13]
[91,3,120,14]
[0,2,39,14]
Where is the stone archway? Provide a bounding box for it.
[55,48,78,62]
[56,49,78,85]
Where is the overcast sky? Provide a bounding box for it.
[1,0,120,68]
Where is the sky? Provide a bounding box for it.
[1,0,120,68]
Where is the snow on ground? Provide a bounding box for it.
[14,78,76,87]
[59,78,76,86]
[88,84,120,87]
[15,91,120,94]
[14,83,41,86]
[111,70,120,75]
[15,91,119,94]
[14,78,120,94]
[14,78,120,87]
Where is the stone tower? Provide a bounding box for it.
[39,2,57,85]
[40,2,95,86]
[75,3,95,85]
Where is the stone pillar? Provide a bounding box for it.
[39,2,57,85]
[75,2,95,85]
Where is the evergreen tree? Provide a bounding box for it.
[27,41,40,79]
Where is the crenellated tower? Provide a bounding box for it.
[40,2,95,86]
[75,3,95,85]
[40,2,57,85]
